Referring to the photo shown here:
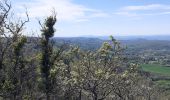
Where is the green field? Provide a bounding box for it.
[142,64,170,89]
[142,64,170,76]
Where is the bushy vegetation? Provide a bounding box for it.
[0,0,169,100]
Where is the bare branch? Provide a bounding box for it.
[0,0,11,25]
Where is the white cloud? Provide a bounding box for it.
[115,4,170,17]
[15,0,109,22]
[121,4,170,11]
[114,12,138,17]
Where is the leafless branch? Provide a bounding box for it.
[0,0,11,25]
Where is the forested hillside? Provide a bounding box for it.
[53,37,170,51]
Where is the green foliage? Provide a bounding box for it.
[1,80,14,91]
[41,15,56,38]
[13,36,27,56]
[39,13,58,100]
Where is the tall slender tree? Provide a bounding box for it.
[39,13,56,100]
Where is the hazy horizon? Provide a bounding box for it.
[53,34,170,37]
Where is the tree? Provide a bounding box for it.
[0,0,32,99]
[39,13,57,100]
[57,36,125,100]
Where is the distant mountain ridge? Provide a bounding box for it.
[78,35,170,40]
[53,36,170,51]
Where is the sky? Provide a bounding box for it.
[11,0,170,37]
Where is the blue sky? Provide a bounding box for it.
[12,0,170,37]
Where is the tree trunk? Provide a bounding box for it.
[78,90,82,100]
[93,92,98,100]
